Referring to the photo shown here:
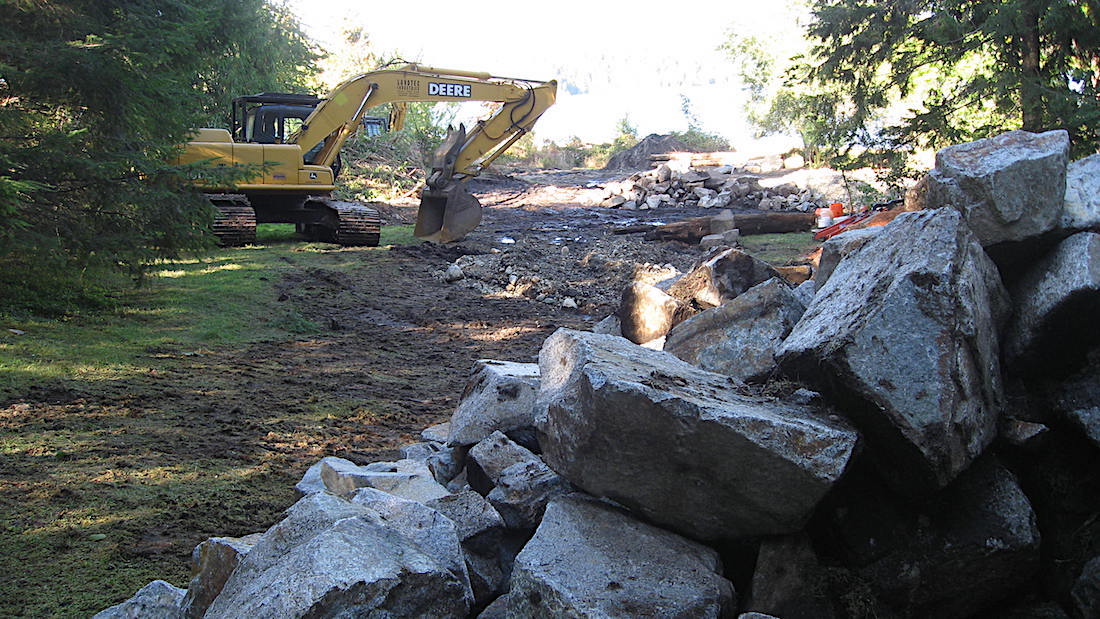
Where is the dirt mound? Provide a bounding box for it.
[603,134,694,171]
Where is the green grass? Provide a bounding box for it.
[0,226,417,398]
[0,225,421,617]
[739,232,822,266]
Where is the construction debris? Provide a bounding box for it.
[597,162,828,212]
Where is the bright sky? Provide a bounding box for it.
[287,0,799,149]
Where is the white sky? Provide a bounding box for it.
[287,0,798,148]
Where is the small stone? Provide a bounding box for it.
[444,263,465,283]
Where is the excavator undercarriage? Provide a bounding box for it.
[208,194,380,247]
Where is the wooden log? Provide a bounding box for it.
[644,216,714,243]
[644,212,816,244]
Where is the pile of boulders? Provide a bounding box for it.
[598,163,827,211]
[98,130,1100,618]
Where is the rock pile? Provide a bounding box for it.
[598,163,828,211]
[98,130,1100,619]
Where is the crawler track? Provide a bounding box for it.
[207,194,256,246]
[310,198,381,247]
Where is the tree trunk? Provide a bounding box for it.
[1019,2,1043,132]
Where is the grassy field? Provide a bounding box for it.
[0,225,416,617]
[738,232,821,266]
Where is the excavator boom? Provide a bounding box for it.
[295,64,556,241]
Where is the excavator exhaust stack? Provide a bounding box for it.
[415,125,483,243]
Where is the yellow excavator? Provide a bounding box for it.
[179,63,557,245]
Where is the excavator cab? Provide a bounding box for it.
[415,125,483,243]
[231,93,321,144]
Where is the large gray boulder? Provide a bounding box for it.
[667,247,784,310]
[504,494,735,617]
[816,457,1039,619]
[814,227,884,288]
[1063,153,1100,231]
[1004,231,1100,375]
[204,492,470,618]
[180,533,261,618]
[348,487,472,605]
[449,360,541,446]
[778,208,1010,494]
[536,329,858,541]
[919,129,1070,250]
[665,278,806,382]
[93,580,185,619]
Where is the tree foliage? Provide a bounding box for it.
[807,0,1100,158]
[0,0,316,313]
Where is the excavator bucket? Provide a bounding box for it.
[414,124,482,242]
[414,183,483,243]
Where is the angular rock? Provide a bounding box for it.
[294,455,356,496]
[1063,153,1100,231]
[205,492,470,618]
[180,533,262,618]
[536,329,859,541]
[814,457,1039,619]
[1051,349,1100,450]
[464,549,505,608]
[486,457,571,529]
[468,431,570,528]
[348,487,472,604]
[666,278,805,382]
[591,314,622,336]
[814,227,884,288]
[779,208,1010,494]
[999,417,1051,451]
[699,233,728,249]
[617,282,682,345]
[1071,555,1100,619]
[421,421,451,443]
[426,490,505,554]
[1004,231,1100,376]
[93,580,185,619]
[449,360,541,446]
[921,129,1069,251]
[667,247,784,311]
[793,279,816,307]
[400,441,464,485]
[747,534,834,619]
[505,494,735,617]
[468,430,541,488]
[320,458,450,502]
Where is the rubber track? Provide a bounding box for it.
[208,194,256,246]
[321,199,382,247]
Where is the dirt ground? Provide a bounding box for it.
[3,170,761,615]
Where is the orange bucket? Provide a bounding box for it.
[829,202,845,218]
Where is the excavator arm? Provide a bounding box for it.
[293,64,557,241]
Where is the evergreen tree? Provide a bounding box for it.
[0,0,316,313]
[806,0,1100,157]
